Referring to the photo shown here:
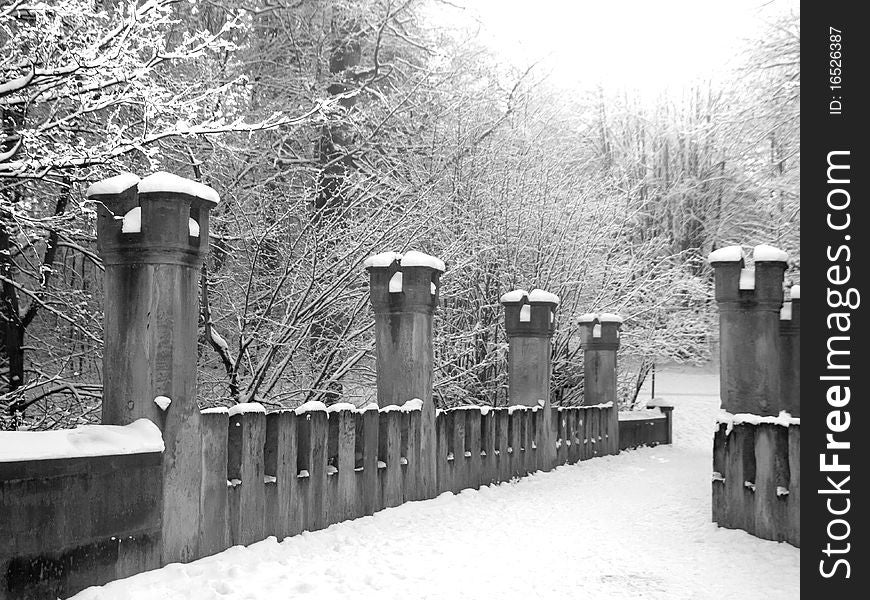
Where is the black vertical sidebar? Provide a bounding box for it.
[802,2,866,596]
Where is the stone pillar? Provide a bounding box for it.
[499,289,559,406]
[779,284,800,417]
[89,171,219,564]
[708,245,787,416]
[364,250,444,499]
[577,313,621,406]
[578,313,622,453]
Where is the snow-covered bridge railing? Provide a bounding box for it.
[708,245,800,547]
[194,397,620,558]
[1,171,670,598]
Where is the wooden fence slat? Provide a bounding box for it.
[452,409,467,493]
[787,426,800,547]
[528,409,539,473]
[590,408,600,458]
[405,409,421,501]
[264,413,279,537]
[753,424,777,540]
[771,424,790,542]
[577,406,589,460]
[335,409,356,524]
[509,410,522,479]
[436,410,449,494]
[712,423,727,525]
[361,409,379,516]
[524,409,535,474]
[481,409,495,486]
[496,409,509,484]
[307,411,328,531]
[227,411,266,546]
[199,410,228,558]
[724,424,755,533]
[553,407,568,465]
[466,410,482,490]
[275,411,300,538]
[378,411,403,508]
[568,409,580,464]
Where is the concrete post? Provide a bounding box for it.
[89,171,219,564]
[708,245,787,416]
[778,284,800,417]
[578,313,622,453]
[364,250,444,499]
[577,313,621,406]
[499,289,559,406]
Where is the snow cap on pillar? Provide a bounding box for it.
[578,312,622,350]
[365,250,444,314]
[92,171,220,264]
[501,288,558,337]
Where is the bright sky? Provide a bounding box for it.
[458,0,796,96]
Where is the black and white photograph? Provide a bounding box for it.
[0,0,845,598]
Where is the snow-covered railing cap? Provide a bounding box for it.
[85,173,140,197]
[499,289,528,304]
[228,402,266,417]
[0,419,164,462]
[138,171,220,205]
[752,244,788,263]
[707,245,744,264]
[528,289,560,306]
[294,400,328,415]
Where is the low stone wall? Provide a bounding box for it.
[617,406,672,450]
[0,452,163,599]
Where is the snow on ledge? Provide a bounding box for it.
[582,401,614,409]
[138,171,220,205]
[228,402,266,417]
[717,410,800,435]
[400,250,445,272]
[326,402,358,413]
[499,289,528,304]
[201,407,229,415]
[646,398,675,409]
[85,173,140,197]
[121,207,141,233]
[189,218,200,237]
[618,409,664,421]
[753,244,788,263]
[578,312,623,324]
[707,245,743,263]
[294,400,327,415]
[363,251,403,268]
[153,395,171,411]
[738,269,755,290]
[389,271,403,292]
[402,398,423,412]
[789,284,801,300]
[780,302,792,321]
[528,289,560,305]
[0,419,164,462]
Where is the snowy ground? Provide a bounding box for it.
[72,365,799,600]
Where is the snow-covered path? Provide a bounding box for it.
[72,366,799,600]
